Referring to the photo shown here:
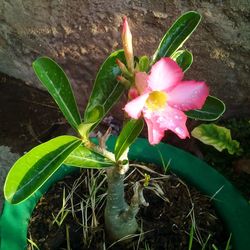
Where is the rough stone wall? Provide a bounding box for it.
[0,0,249,116]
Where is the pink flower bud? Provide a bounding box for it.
[128,87,139,100]
[116,59,131,78]
[122,16,134,73]
[117,75,131,88]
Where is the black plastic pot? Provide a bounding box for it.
[0,136,249,250]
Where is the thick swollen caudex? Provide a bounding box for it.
[104,167,138,240]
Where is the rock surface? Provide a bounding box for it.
[0,0,249,116]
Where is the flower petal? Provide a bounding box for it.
[157,106,190,139]
[144,116,165,145]
[147,58,183,91]
[135,72,148,94]
[167,81,209,111]
[124,93,149,119]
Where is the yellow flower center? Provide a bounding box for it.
[146,91,167,111]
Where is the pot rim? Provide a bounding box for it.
[0,135,249,250]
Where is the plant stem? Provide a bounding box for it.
[104,167,138,241]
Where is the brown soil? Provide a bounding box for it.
[28,167,229,250]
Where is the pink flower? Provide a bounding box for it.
[124,58,209,145]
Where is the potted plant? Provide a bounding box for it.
[0,11,249,250]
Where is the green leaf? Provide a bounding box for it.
[33,57,81,130]
[65,144,114,168]
[84,50,126,129]
[191,124,242,155]
[4,136,81,204]
[151,11,201,64]
[138,55,150,72]
[78,105,104,139]
[115,119,144,161]
[171,50,193,72]
[186,96,225,121]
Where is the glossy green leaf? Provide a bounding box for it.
[33,57,81,130]
[151,11,201,64]
[115,119,144,161]
[4,136,81,204]
[138,55,150,72]
[65,144,114,168]
[171,50,193,72]
[191,124,242,155]
[78,105,104,139]
[84,50,126,129]
[186,96,225,121]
